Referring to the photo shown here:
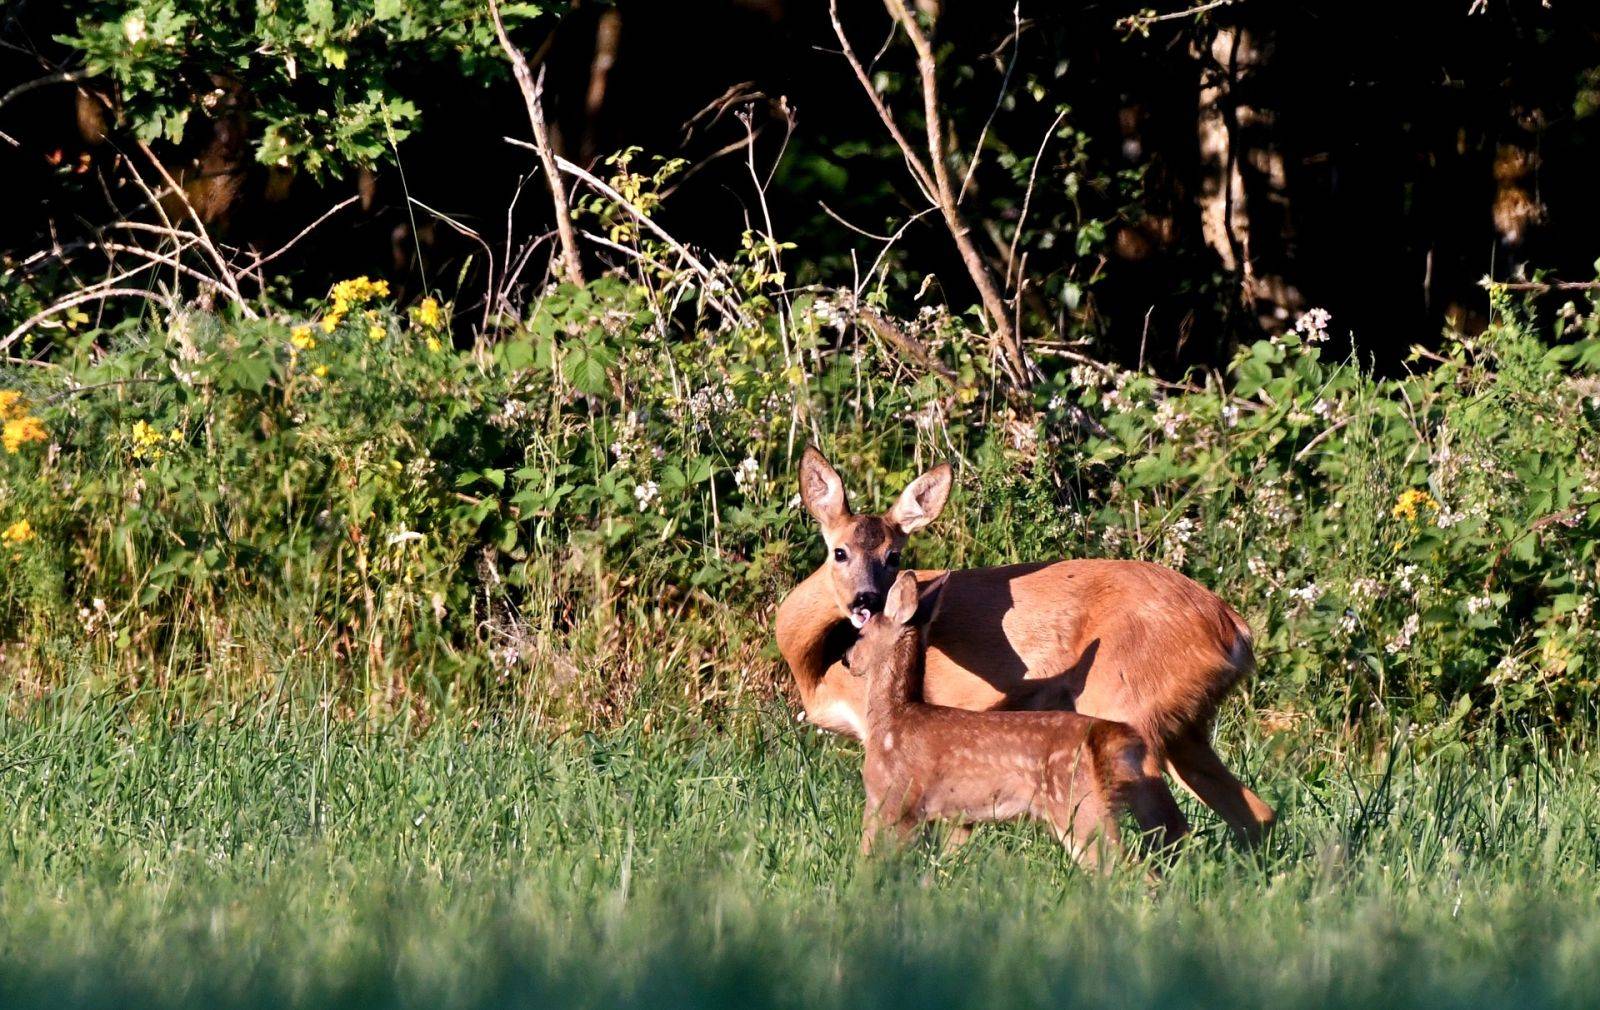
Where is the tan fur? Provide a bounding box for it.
[775,449,1276,844]
[852,573,1187,869]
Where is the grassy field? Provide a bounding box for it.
[1,693,1597,1010]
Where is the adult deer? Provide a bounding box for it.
[774,447,1275,844]
[852,570,1188,869]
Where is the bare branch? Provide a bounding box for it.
[880,0,1032,388]
[132,141,255,316]
[3,288,166,353]
[489,0,585,289]
[857,304,960,387]
[1483,278,1600,293]
[1116,0,1237,34]
[0,69,90,113]
[246,194,361,284]
[514,141,744,324]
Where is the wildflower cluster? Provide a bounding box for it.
[1392,488,1441,524]
[320,276,390,333]
[1,391,49,454]
[409,297,448,351]
[130,420,183,462]
[1294,307,1332,343]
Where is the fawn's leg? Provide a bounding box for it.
[1164,727,1276,846]
[860,792,920,855]
[939,823,975,855]
[1055,793,1118,873]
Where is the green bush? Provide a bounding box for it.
[4,250,1600,735]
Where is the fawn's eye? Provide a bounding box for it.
[885,550,902,567]
[833,547,847,563]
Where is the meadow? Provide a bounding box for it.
[1,693,1598,1010]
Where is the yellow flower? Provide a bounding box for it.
[2,414,48,453]
[1392,488,1440,523]
[330,276,390,311]
[291,326,317,351]
[368,323,386,342]
[412,297,443,330]
[1,519,34,545]
[130,419,166,461]
[0,390,25,420]
[320,311,344,334]
[313,364,329,378]
[426,336,442,353]
[168,427,184,444]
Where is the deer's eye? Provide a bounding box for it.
[833,547,847,563]
[886,550,902,567]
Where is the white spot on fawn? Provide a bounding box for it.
[881,732,894,751]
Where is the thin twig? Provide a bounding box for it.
[246,194,361,283]
[1115,0,1237,33]
[407,197,497,329]
[1006,108,1068,292]
[489,0,585,289]
[515,142,745,324]
[1483,279,1600,294]
[132,141,255,315]
[2,288,166,352]
[0,69,89,113]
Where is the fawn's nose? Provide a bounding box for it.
[850,591,882,613]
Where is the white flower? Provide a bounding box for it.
[734,456,760,490]
[1385,612,1421,655]
[633,480,660,511]
[1247,556,1272,579]
[123,12,148,43]
[1286,582,1323,612]
[1312,398,1333,419]
[1221,404,1240,428]
[1294,308,1331,342]
[1465,594,1493,616]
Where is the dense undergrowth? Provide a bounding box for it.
[4,243,1600,739]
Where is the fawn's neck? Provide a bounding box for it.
[866,629,923,731]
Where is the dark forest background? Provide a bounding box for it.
[4,1,1600,374]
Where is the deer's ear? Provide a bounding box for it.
[887,462,952,534]
[884,570,921,626]
[799,447,850,528]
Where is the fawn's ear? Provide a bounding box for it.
[799,446,850,529]
[883,570,921,626]
[886,462,952,534]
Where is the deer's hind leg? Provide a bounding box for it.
[1164,726,1274,846]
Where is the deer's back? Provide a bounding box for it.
[921,559,1253,741]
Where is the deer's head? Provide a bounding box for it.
[798,447,952,629]
[847,569,925,683]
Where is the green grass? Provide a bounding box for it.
[1,694,1598,1009]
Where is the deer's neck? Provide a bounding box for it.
[774,564,852,705]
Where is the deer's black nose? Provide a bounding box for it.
[850,591,882,613]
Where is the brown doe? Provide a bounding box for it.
[852,571,1187,868]
[774,447,1275,844]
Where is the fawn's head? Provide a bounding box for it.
[798,447,952,629]
[848,570,925,686]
